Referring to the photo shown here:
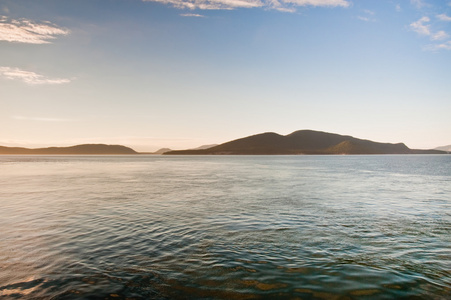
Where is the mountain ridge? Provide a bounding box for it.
[164,130,445,155]
[0,131,446,155]
[0,144,138,155]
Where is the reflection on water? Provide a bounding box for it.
[0,155,450,299]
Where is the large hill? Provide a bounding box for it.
[0,144,138,155]
[165,130,445,155]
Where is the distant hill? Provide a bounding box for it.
[190,144,218,150]
[142,145,218,154]
[152,148,172,154]
[0,144,138,155]
[164,130,446,155]
[435,144,451,152]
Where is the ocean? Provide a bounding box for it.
[0,155,450,299]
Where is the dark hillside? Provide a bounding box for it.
[0,144,138,155]
[165,130,444,155]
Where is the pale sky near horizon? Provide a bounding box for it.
[1,0,450,151]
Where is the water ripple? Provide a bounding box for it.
[0,155,450,299]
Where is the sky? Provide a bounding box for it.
[1,0,450,151]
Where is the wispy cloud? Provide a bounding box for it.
[279,0,350,7]
[146,0,261,10]
[410,17,450,41]
[395,4,401,12]
[437,13,451,22]
[358,9,376,22]
[424,40,451,51]
[180,13,206,17]
[410,0,425,9]
[357,16,370,22]
[410,15,451,51]
[0,67,71,85]
[144,0,350,12]
[12,116,75,122]
[410,16,431,36]
[0,16,69,44]
[431,30,449,41]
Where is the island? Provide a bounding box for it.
[164,130,446,155]
[0,144,138,155]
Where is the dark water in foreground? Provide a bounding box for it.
[0,155,450,299]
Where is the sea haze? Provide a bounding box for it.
[0,155,450,299]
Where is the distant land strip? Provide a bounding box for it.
[0,144,137,155]
[1,130,448,155]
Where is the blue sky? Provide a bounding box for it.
[1,0,450,151]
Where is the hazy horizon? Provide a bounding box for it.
[1,0,450,152]
[0,128,448,152]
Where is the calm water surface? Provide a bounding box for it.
[0,155,450,299]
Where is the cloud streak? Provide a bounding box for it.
[0,67,71,85]
[144,0,350,12]
[431,30,449,41]
[410,0,426,9]
[437,14,451,22]
[425,40,451,51]
[357,9,376,22]
[0,16,69,44]
[180,13,206,17]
